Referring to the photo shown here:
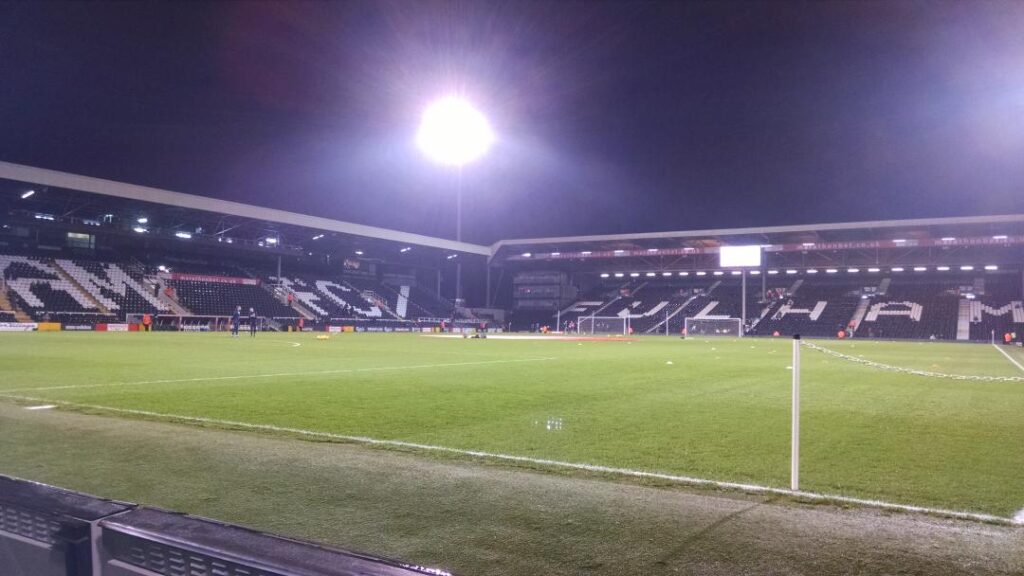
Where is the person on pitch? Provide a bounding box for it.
[231,306,241,337]
[249,307,258,337]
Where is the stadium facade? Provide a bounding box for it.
[2,161,1022,341]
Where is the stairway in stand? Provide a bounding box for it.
[0,285,32,322]
[51,260,112,316]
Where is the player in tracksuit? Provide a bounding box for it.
[231,306,241,337]
[249,307,258,338]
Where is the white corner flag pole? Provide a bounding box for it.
[791,334,801,491]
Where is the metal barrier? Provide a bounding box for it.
[0,475,452,576]
[0,475,131,576]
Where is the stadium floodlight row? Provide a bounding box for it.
[601,266,1005,277]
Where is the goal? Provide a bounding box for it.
[684,317,742,337]
[577,316,629,336]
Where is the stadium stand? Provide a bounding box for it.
[57,258,167,316]
[43,312,119,325]
[967,274,1024,341]
[857,279,960,340]
[1,254,97,320]
[406,284,457,318]
[751,277,863,337]
[167,279,298,318]
[274,275,388,320]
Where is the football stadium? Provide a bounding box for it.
[2,3,1024,576]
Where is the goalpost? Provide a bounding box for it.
[577,316,629,336]
[684,317,742,337]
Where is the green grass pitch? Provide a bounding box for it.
[1,332,1022,518]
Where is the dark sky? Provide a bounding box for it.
[1,1,1022,244]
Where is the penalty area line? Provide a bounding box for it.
[0,392,1016,527]
[992,343,1024,374]
[0,357,559,394]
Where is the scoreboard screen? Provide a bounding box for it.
[719,245,761,267]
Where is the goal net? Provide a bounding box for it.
[577,316,628,336]
[684,317,742,337]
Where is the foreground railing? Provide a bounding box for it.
[0,474,452,576]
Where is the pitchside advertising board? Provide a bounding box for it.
[0,322,37,331]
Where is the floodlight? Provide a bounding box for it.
[679,271,689,276]
[629,272,640,277]
[581,251,592,255]
[731,270,742,275]
[984,265,998,270]
[785,269,797,275]
[354,250,363,255]
[848,268,860,273]
[136,217,148,224]
[551,252,561,256]
[937,266,950,271]
[175,231,192,239]
[312,234,325,240]
[913,267,927,272]
[600,273,610,278]
[825,268,838,274]
[133,226,147,234]
[614,273,624,278]
[868,267,880,272]
[696,271,707,276]
[521,252,531,257]
[662,272,672,277]
[417,97,494,166]
[960,265,974,271]
[993,235,1007,240]
[646,272,656,277]
[647,248,658,253]
[807,269,818,274]
[20,190,35,199]
[941,237,956,242]
[749,270,761,275]
[713,271,724,276]
[891,267,905,272]
[265,237,278,245]
[767,270,779,275]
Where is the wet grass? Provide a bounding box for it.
[0,332,1021,516]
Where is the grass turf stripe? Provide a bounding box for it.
[0,392,1017,527]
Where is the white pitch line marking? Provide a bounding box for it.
[0,392,1014,526]
[0,357,559,394]
[992,343,1024,374]
[24,404,56,410]
[254,340,302,348]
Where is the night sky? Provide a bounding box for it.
[2,1,1022,244]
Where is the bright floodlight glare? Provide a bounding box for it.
[21,190,35,199]
[417,97,494,166]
